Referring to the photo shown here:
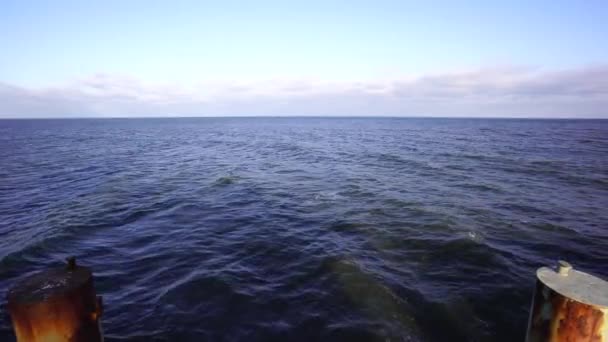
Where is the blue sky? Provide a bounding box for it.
[1,0,607,117]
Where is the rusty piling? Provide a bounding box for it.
[526,260,608,341]
[7,257,103,342]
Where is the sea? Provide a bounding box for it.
[0,117,606,341]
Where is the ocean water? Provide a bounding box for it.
[0,117,606,341]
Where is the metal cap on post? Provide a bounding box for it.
[7,257,103,342]
[526,260,608,341]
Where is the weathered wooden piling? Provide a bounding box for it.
[526,260,608,342]
[7,257,103,342]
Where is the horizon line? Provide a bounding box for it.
[1,115,606,120]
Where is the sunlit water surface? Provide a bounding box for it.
[1,118,607,341]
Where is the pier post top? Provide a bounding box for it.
[537,261,608,308]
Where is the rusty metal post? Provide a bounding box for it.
[526,260,608,342]
[7,257,103,342]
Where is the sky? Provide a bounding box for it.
[1,0,607,118]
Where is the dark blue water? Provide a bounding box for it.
[1,118,607,341]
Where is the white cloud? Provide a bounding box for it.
[1,66,607,118]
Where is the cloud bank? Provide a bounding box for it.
[1,66,607,118]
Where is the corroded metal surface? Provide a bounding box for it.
[7,258,103,342]
[527,262,608,342]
